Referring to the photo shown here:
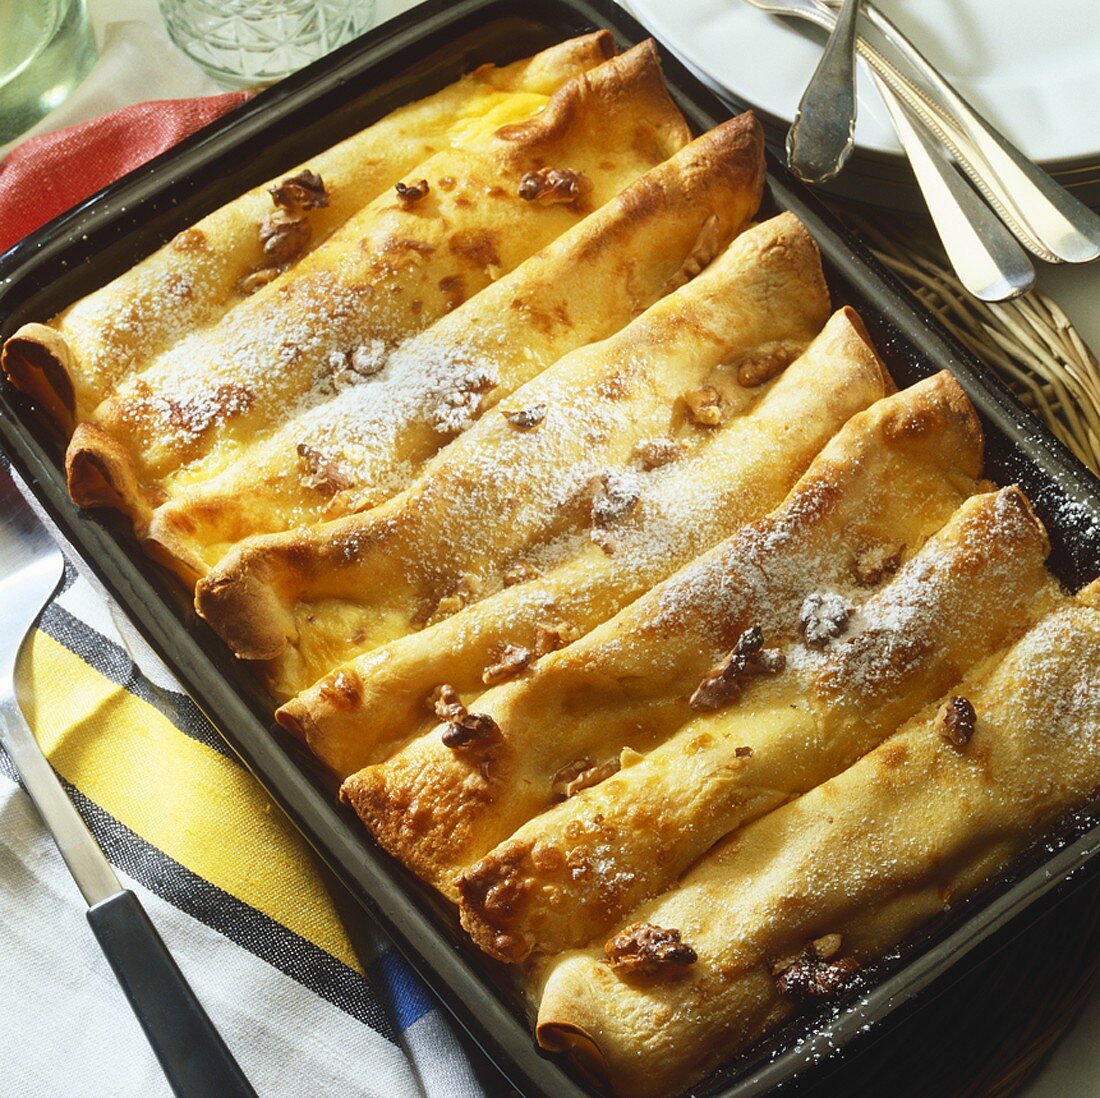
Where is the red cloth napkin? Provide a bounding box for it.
[0,93,248,254]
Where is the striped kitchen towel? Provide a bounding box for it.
[0,509,489,1097]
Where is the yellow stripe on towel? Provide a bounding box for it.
[16,628,361,973]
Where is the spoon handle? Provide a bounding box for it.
[786,0,862,183]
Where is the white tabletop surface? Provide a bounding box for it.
[25,2,1100,1095]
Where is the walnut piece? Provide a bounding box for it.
[504,403,546,430]
[605,923,698,977]
[269,169,329,213]
[591,472,640,528]
[395,178,430,206]
[428,575,482,624]
[534,621,579,657]
[296,444,352,496]
[518,167,589,206]
[774,937,860,1003]
[238,267,280,295]
[260,209,312,266]
[854,541,903,586]
[938,695,976,749]
[682,385,723,427]
[690,625,785,712]
[551,755,622,799]
[664,213,722,293]
[632,437,682,470]
[502,561,541,587]
[482,644,533,685]
[736,344,800,388]
[431,684,501,749]
[799,592,852,648]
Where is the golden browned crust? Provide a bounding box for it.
[193,540,301,660]
[496,39,690,164]
[534,596,1100,1098]
[2,323,77,434]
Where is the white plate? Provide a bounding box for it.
[628,0,1100,165]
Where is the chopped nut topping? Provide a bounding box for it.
[347,342,387,377]
[690,625,786,712]
[296,444,352,496]
[605,923,698,977]
[502,561,541,587]
[551,755,622,799]
[395,178,430,206]
[260,209,312,266]
[799,592,852,648]
[427,575,482,624]
[632,437,682,470]
[938,695,977,749]
[590,472,641,555]
[682,385,723,427]
[431,684,500,748]
[774,938,860,1003]
[853,541,903,586]
[440,709,500,750]
[504,403,546,430]
[736,344,800,388]
[812,933,843,960]
[238,267,280,295]
[518,167,589,206]
[431,683,466,722]
[482,644,533,685]
[665,214,722,292]
[534,621,579,657]
[269,169,329,213]
[591,472,640,528]
[735,745,753,758]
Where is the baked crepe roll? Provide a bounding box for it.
[144,114,767,575]
[0,32,615,430]
[282,307,885,774]
[459,484,1054,960]
[61,42,689,538]
[535,594,1100,1098]
[457,484,1055,961]
[340,372,979,897]
[197,212,828,686]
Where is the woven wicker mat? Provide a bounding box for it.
[828,202,1100,476]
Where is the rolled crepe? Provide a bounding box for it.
[60,41,690,547]
[535,593,1100,1098]
[456,484,1056,961]
[340,372,984,901]
[196,212,830,689]
[282,306,886,774]
[144,113,766,576]
[0,32,615,430]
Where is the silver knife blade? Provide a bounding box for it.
[0,460,122,905]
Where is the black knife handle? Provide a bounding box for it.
[86,889,257,1098]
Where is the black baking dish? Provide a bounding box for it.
[3,2,1100,1095]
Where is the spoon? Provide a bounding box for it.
[786,0,861,183]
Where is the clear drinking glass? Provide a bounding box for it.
[159,0,377,88]
[0,0,98,144]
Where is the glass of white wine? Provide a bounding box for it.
[0,0,97,145]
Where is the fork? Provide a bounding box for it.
[0,460,255,1098]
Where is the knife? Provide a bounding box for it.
[0,459,256,1098]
